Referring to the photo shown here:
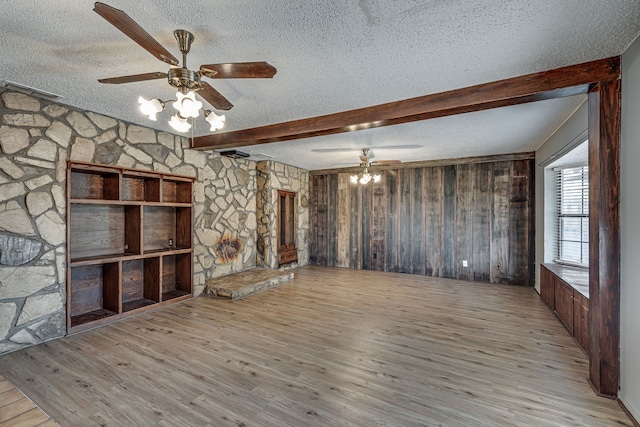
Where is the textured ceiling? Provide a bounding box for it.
[1,1,639,170]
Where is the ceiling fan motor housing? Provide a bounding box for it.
[168,67,202,93]
[168,29,202,94]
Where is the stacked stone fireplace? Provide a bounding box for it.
[0,90,309,355]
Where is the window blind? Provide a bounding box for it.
[555,166,589,266]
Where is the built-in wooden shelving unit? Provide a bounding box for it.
[66,161,195,334]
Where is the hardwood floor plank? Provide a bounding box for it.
[0,408,48,427]
[0,266,633,426]
[0,380,14,395]
[0,398,37,424]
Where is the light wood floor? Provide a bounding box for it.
[0,374,57,426]
[0,266,633,426]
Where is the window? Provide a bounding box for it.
[555,166,589,266]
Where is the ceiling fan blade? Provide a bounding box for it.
[94,2,179,66]
[372,160,402,165]
[198,82,233,111]
[199,62,277,79]
[98,72,167,84]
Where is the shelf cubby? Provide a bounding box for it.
[121,173,161,202]
[69,204,141,261]
[69,262,120,328]
[67,162,194,333]
[142,206,192,252]
[162,253,192,302]
[70,169,120,200]
[122,258,160,313]
[162,178,192,204]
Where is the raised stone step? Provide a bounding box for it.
[203,268,294,300]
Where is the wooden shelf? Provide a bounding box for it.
[70,252,138,266]
[67,162,195,333]
[69,199,143,206]
[70,308,117,328]
[70,248,193,267]
[162,290,191,301]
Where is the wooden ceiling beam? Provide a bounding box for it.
[190,56,620,151]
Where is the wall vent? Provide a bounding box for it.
[219,150,250,159]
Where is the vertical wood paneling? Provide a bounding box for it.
[442,165,456,278]
[327,174,338,267]
[455,164,473,281]
[310,176,328,264]
[472,163,491,282]
[399,169,412,274]
[424,167,443,277]
[412,168,426,275]
[361,182,372,270]
[348,181,360,269]
[508,160,531,286]
[309,157,534,287]
[490,163,509,284]
[336,174,350,267]
[385,170,399,272]
[371,176,386,271]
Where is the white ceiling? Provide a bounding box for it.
[1,1,639,170]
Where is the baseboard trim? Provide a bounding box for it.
[619,399,640,427]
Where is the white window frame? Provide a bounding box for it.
[554,166,589,268]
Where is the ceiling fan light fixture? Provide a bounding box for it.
[350,175,359,184]
[204,110,226,131]
[168,113,191,133]
[173,91,202,118]
[359,173,372,185]
[138,96,164,121]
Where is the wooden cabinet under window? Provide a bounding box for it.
[66,161,194,333]
[277,190,297,265]
[540,264,589,354]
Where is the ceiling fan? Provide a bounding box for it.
[93,2,277,115]
[351,148,400,184]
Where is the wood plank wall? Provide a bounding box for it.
[309,158,535,286]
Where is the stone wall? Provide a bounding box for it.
[0,90,258,354]
[256,160,310,269]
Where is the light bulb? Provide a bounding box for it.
[204,110,226,131]
[350,175,359,184]
[173,91,202,118]
[360,173,372,185]
[138,96,164,121]
[373,174,381,183]
[168,114,191,133]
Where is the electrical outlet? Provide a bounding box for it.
[462,260,468,267]
[168,238,173,247]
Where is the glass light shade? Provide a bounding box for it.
[204,110,226,131]
[173,91,202,118]
[350,175,359,184]
[373,174,381,183]
[138,96,164,121]
[168,114,191,133]
[359,173,372,184]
